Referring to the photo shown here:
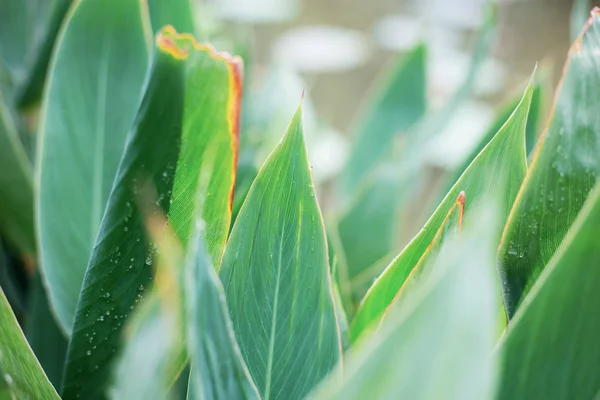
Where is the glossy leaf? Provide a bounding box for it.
[37,0,150,332]
[0,285,60,399]
[220,106,342,400]
[310,208,499,400]
[350,79,533,343]
[185,224,260,400]
[341,44,426,195]
[497,180,600,399]
[62,27,242,398]
[498,9,600,317]
[0,93,34,256]
[148,0,195,35]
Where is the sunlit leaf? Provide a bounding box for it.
[61,27,242,398]
[497,180,600,399]
[498,9,600,318]
[310,207,499,400]
[350,78,533,343]
[0,285,60,399]
[0,93,34,256]
[37,0,151,332]
[220,106,342,400]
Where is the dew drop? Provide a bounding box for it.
[86,350,92,356]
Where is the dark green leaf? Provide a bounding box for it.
[0,285,59,399]
[497,179,600,399]
[350,78,533,343]
[62,27,242,399]
[220,106,342,400]
[498,9,600,318]
[310,207,499,400]
[37,0,150,332]
[0,93,34,257]
[15,0,71,107]
[26,274,67,391]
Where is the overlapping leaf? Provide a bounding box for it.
[0,285,60,399]
[220,106,342,400]
[498,9,600,317]
[497,180,600,399]
[350,79,533,343]
[310,207,499,400]
[62,27,242,398]
[37,0,150,332]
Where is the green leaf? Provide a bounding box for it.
[148,0,195,35]
[310,207,499,400]
[185,224,260,400]
[439,79,544,198]
[341,43,426,195]
[37,0,151,332]
[350,78,533,343]
[219,106,342,400]
[61,27,242,398]
[26,274,68,391]
[14,0,71,108]
[0,285,60,399]
[497,179,600,399]
[0,93,34,256]
[498,9,600,318]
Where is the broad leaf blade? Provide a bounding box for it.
[0,285,60,399]
[350,79,533,343]
[341,44,426,195]
[62,28,242,398]
[497,180,600,399]
[37,0,150,332]
[310,208,499,400]
[220,106,342,400]
[498,9,600,317]
[0,93,34,256]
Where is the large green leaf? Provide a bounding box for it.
[61,27,242,399]
[0,93,34,256]
[148,0,195,36]
[0,285,60,399]
[350,79,533,343]
[497,180,600,399]
[310,207,499,400]
[37,0,151,332]
[219,106,342,400]
[185,224,260,400]
[571,0,591,42]
[341,43,426,195]
[498,9,600,318]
